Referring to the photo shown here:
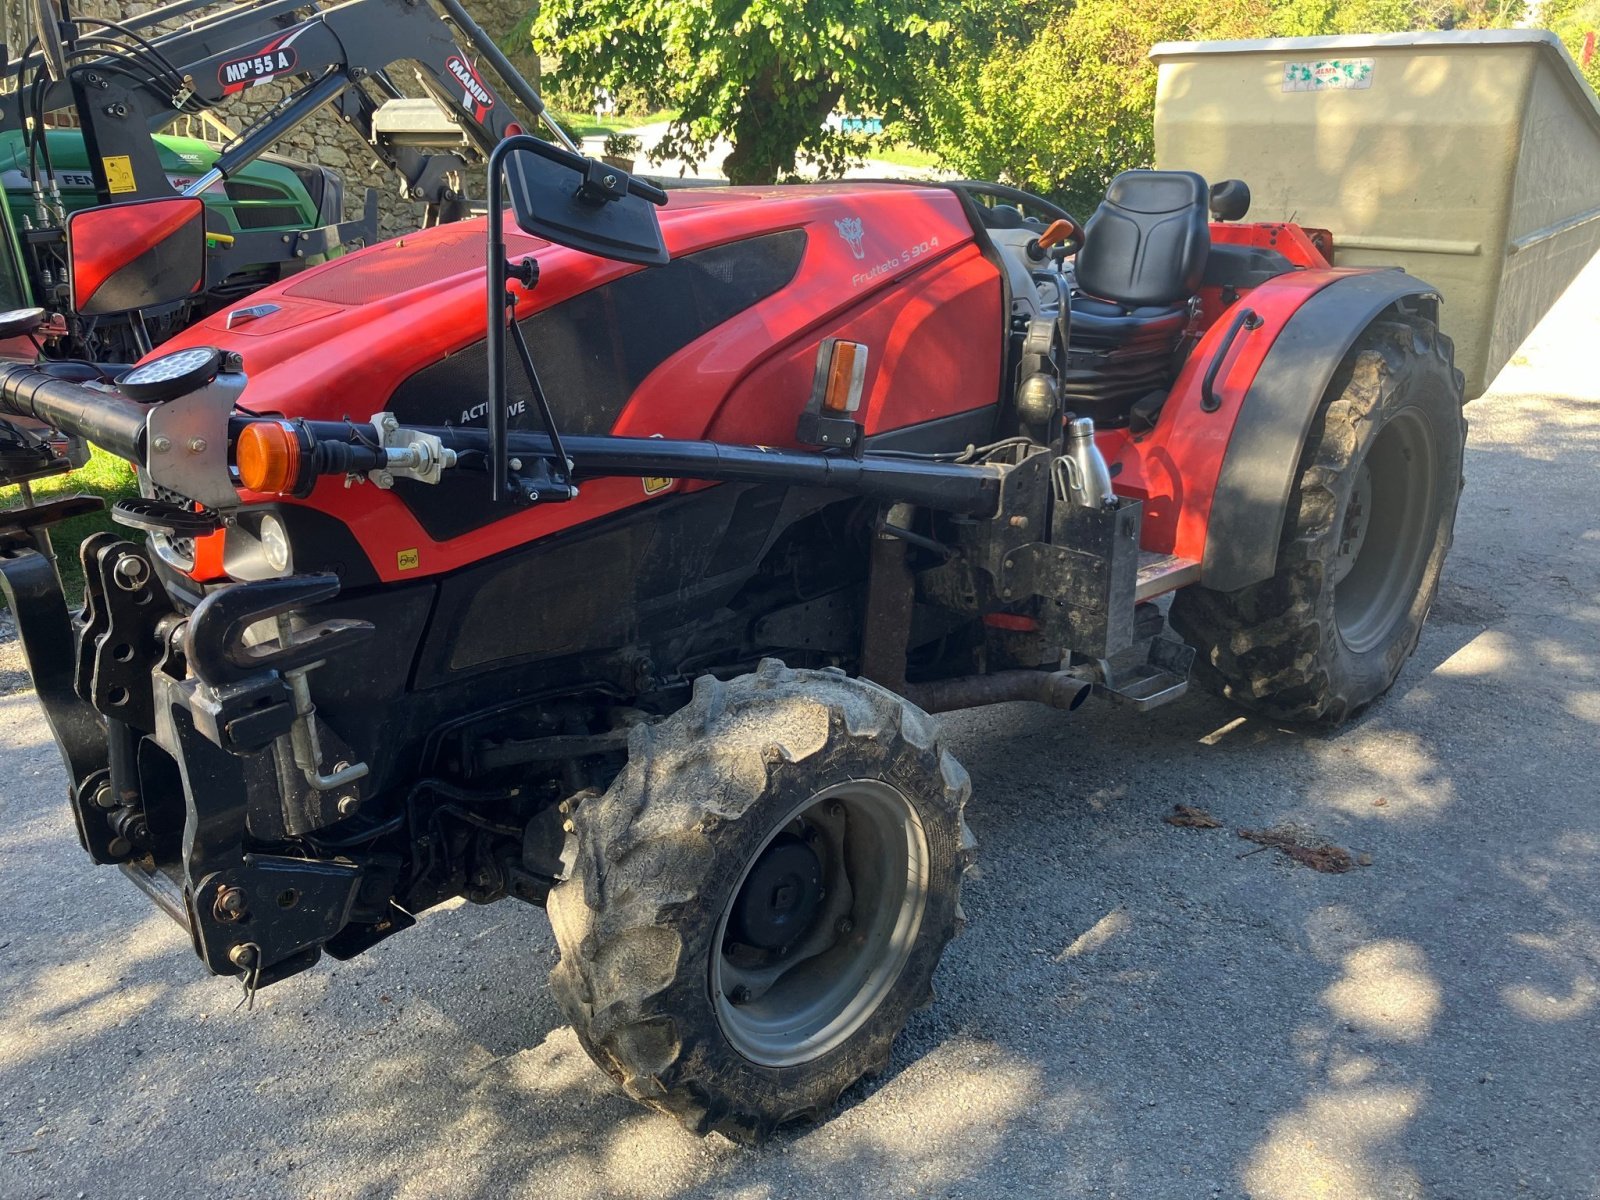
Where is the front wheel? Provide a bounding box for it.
[547,660,973,1142]
[1171,314,1467,725]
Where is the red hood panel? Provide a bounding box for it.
[155,181,1004,583]
[163,182,981,416]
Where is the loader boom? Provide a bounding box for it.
[3,0,571,217]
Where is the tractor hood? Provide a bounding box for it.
[154,182,986,429]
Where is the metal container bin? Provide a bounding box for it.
[1152,31,1600,396]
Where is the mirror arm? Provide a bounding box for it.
[484,135,581,506]
[484,133,669,502]
[506,316,573,494]
[484,136,516,504]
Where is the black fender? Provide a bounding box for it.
[1201,270,1441,593]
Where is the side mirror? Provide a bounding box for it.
[67,196,207,316]
[501,140,669,267]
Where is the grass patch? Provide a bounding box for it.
[551,109,680,139]
[1,448,138,610]
[866,142,943,170]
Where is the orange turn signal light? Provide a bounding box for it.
[236,420,302,496]
[821,340,868,414]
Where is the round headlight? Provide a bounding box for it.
[118,346,224,402]
[259,513,291,574]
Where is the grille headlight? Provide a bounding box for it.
[259,513,291,574]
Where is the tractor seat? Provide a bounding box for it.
[1075,169,1210,311]
[1061,171,1210,426]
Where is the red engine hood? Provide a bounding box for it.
[155,181,979,423]
[149,180,1005,584]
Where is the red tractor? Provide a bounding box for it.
[0,136,1464,1140]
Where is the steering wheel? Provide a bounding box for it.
[950,181,1084,253]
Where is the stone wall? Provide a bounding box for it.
[3,0,537,239]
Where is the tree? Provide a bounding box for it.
[530,0,980,183]
[1542,0,1600,89]
[913,0,1276,213]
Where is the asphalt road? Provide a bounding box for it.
[2,257,1598,1200]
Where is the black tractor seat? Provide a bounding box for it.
[1062,170,1211,426]
[1075,169,1210,309]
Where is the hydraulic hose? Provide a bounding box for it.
[0,363,145,461]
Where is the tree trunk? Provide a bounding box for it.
[723,72,841,185]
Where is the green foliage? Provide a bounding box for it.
[916,0,1273,212]
[1543,0,1600,89]
[602,132,644,159]
[532,0,1587,201]
[531,0,982,183]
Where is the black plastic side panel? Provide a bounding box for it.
[387,231,807,542]
[415,482,833,685]
[1202,271,1439,592]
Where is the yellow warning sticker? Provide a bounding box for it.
[397,548,420,571]
[642,476,673,496]
[102,156,137,194]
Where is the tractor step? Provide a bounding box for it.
[1094,637,1196,712]
[1135,552,1201,601]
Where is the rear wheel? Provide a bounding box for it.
[1171,314,1466,724]
[547,660,972,1142]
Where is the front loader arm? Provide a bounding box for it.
[3,0,561,212]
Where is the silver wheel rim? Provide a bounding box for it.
[711,779,930,1068]
[1333,407,1439,654]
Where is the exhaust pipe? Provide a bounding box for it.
[0,364,146,462]
[904,669,1093,715]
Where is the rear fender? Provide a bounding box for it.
[1102,268,1439,592]
[1200,271,1440,591]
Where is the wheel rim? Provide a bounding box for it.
[712,779,930,1068]
[1332,407,1438,654]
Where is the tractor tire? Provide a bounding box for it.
[547,659,973,1143]
[1170,314,1466,725]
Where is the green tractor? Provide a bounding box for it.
[0,127,351,356]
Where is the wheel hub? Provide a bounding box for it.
[712,780,930,1068]
[728,833,823,952]
[1332,407,1439,654]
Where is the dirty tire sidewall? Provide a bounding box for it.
[1171,315,1467,725]
[546,660,972,1143]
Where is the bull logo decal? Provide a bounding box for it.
[834,217,867,260]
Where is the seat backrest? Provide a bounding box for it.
[1076,171,1210,309]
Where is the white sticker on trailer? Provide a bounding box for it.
[1283,59,1375,91]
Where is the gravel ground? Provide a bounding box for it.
[1,257,1597,1200]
